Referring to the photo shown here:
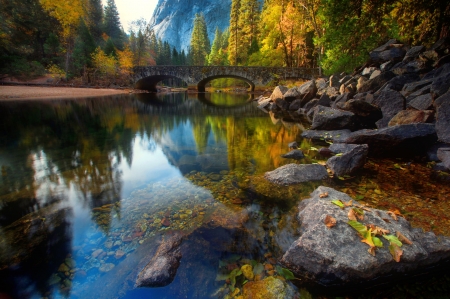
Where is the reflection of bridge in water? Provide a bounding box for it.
[132,93,267,117]
[132,66,319,92]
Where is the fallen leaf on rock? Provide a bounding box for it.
[368,246,376,256]
[324,215,337,228]
[344,200,353,207]
[389,243,403,262]
[319,192,329,198]
[396,231,413,245]
[383,234,403,247]
[369,225,390,236]
[387,211,398,221]
[348,209,357,221]
[331,200,345,209]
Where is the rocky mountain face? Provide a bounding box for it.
[149,0,232,51]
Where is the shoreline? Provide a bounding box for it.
[0,85,130,101]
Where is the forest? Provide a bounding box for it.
[0,0,449,85]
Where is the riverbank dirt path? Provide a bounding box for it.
[0,86,129,101]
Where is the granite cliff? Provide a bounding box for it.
[149,0,232,51]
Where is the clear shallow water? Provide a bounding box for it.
[0,92,449,299]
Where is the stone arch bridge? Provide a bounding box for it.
[132,66,320,92]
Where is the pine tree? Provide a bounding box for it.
[228,0,241,65]
[73,19,96,75]
[190,13,210,65]
[85,0,103,43]
[208,27,222,65]
[103,0,123,47]
[240,0,260,57]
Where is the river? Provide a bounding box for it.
[0,92,449,298]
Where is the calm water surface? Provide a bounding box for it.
[0,92,449,299]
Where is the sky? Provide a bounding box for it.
[103,0,159,32]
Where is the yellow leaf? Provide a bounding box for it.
[389,243,403,262]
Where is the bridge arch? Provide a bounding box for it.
[135,75,187,92]
[197,75,255,92]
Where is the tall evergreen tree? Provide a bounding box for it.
[239,0,260,60]
[72,19,96,75]
[190,13,210,65]
[85,0,104,43]
[103,0,123,47]
[228,0,241,65]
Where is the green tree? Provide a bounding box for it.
[228,0,241,65]
[190,13,210,65]
[103,0,123,48]
[85,0,104,43]
[239,0,260,60]
[72,19,96,76]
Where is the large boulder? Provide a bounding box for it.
[431,72,450,99]
[388,110,434,126]
[281,149,305,160]
[385,73,420,91]
[407,93,433,110]
[403,45,426,62]
[326,144,369,176]
[340,99,382,129]
[434,90,450,109]
[343,123,437,156]
[437,148,450,170]
[242,276,296,299]
[298,80,318,106]
[136,232,184,287]
[264,164,328,185]
[281,186,450,286]
[436,100,450,143]
[372,89,406,128]
[311,106,355,130]
[283,87,301,102]
[401,79,433,97]
[369,40,406,63]
[301,129,352,143]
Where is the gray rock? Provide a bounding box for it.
[436,100,450,143]
[369,70,381,80]
[373,89,406,129]
[329,143,359,154]
[427,143,450,161]
[315,78,328,91]
[358,71,396,93]
[281,149,305,160]
[423,63,450,81]
[370,47,406,63]
[329,74,341,88]
[356,76,368,90]
[361,67,377,77]
[275,98,289,111]
[311,106,355,130]
[288,99,302,111]
[402,79,433,97]
[302,98,319,112]
[301,129,352,143]
[434,90,450,109]
[270,86,289,101]
[326,144,369,176]
[298,80,318,106]
[405,85,432,103]
[283,87,301,102]
[288,141,298,149]
[332,93,353,109]
[264,164,328,185]
[317,94,331,107]
[433,162,450,172]
[380,60,396,72]
[281,186,450,286]
[388,110,434,126]
[343,123,437,156]
[136,232,183,287]
[391,60,428,75]
[407,94,433,110]
[437,148,450,169]
[339,75,353,85]
[431,72,450,99]
[386,73,420,91]
[340,99,382,128]
[403,46,426,62]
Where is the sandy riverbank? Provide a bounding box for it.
[0,86,129,101]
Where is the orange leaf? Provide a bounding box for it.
[324,215,336,228]
[389,243,403,262]
[319,192,329,198]
[344,200,353,207]
[387,211,398,221]
[368,246,376,256]
[348,209,357,221]
[396,231,413,245]
[369,224,390,236]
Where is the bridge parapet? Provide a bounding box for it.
[132,66,320,92]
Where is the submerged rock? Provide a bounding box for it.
[281,186,450,287]
[242,276,296,299]
[135,232,184,288]
[343,123,437,156]
[301,129,352,143]
[264,164,328,185]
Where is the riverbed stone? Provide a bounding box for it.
[242,276,296,299]
[401,79,433,97]
[311,106,355,130]
[407,93,433,110]
[328,143,359,154]
[386,73,420,91]
[283,87,301,102]
[358,71,396,93]
[403,45,426,62]
[135,232,184,288]
[436,100,450,143]
[264,164,328,185]
[298,80,317,106]
[434,90,450,109]
[326,144,368,176]
[343,123,437,156]
[388,110,434,126]
[340,99,382,129]
[431,72,450,99]
[281,149,305,160]
[437,148,450,170]
[280,186,450,287]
